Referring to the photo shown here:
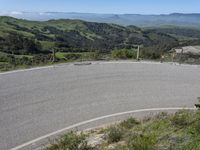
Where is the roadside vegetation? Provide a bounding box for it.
[111,49,137,60]
[45,99,200,150]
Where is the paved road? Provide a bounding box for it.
[0,61,200,150]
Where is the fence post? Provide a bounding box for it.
[179,48,183,64]
[136,45,140,61]
[52,49,55,63]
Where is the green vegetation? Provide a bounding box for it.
[107,127,124,143]
[55,51,102,61]
[46,132,92,150]
[45,109,200,150]
[147,26,200,40]
[119,117,140,129]
[111,49,137,59]
[0,51,51,71]
[0,16,200,71]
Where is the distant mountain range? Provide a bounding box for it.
[1,12,200,27]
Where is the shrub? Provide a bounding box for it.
[47,131,92,150]
[64,53,82,60]
[154,112,168,120]
[88,51,101,60]
[171,110,191,127]
[111,49,136,59]
[113,144,129,150]
[128,133,157,150]
[190,110,200,134]
[17,56,32,66]
[107,127,124,143]
[140,47,162,60]
[0,53,8,62]
[0,62,13,71]
[120,117,140,129]
[182,136,200,150]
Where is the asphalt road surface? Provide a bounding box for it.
[1,61,200,150]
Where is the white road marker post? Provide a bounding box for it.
[179,48,183,65]
[52,48,56,63]
[136,45,140,61]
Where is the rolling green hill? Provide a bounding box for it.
[146,26,200,41]
[0,16,178,54]
[1,16,199,71]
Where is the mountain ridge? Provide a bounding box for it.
[0,16,178,54]
[1,12,200,27]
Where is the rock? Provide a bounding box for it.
[87,134,106,148]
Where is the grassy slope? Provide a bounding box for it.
[1,16,198,49]
[146,26,200,41]
[0,16,177,50]
[45,109,200,150]
[0,17,104,41]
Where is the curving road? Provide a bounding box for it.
[0,61,200,150]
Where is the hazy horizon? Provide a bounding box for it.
[0,0,200,14]
[0,11,200,15]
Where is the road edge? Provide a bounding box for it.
[11,107,197,150]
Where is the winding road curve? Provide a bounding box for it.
[0,61,200,150]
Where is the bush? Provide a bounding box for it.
[128,133,157,150]
[192,119,200,135]
[0,53,8,62]
[171,110,191,127]
[88,51,101,60]
[107,127,124,143]
[17,56,32,66]
[32,54,51,64]
[113,144,129,150]
[182,136,200,150]
[64,53,82,60]
[120,117,140,129]
[81,51,101,60]
[47,131,92,150]
[140,48,161,60]
[111,49,136,59]
[0,62,13,71]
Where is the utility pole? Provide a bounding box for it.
[136,45,140,61]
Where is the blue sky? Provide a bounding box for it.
[0,0,200,14]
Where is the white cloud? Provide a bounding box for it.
[10,11,23,15]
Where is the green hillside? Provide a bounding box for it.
[146,26,200,42]
[0,16,199,71]
[0,16,179,53]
